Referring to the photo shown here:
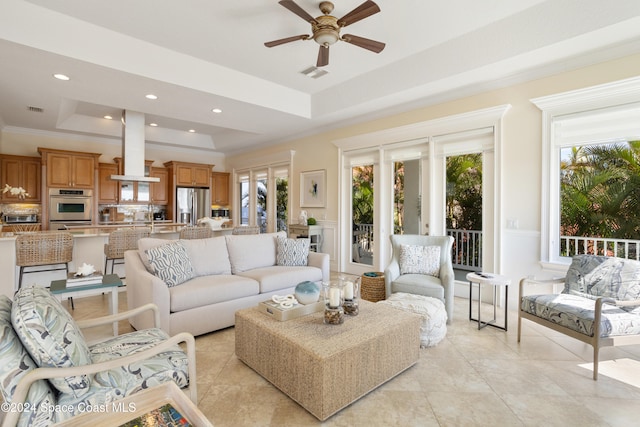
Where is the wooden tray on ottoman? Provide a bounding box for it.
[235,300,420,421]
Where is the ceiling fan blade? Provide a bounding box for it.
[317,45,329,67]
[264,34,309,48]
[341,34,385,53]
[278,0,318,24]
[337,0,381,27]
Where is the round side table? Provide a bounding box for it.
[466,272,511,331]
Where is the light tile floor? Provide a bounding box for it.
[71,289,640,427]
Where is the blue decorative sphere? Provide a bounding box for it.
[295,281,320,305]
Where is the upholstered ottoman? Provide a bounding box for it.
[378,292,447,347]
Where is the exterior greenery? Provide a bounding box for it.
[352,165,374,226]
[446,154,482,231]
[560,141,640,241]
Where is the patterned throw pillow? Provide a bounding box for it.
[0,295,57,426]
[399,244,441,277]
[146,241,194,287]
[276,237,310,266]
[12,286,93,398]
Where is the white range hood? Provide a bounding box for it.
[110,110,160,182]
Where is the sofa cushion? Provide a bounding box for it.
[237,265,323,294]
[276,237,310,266]
[0,295,57,427]
[521,293,640,338]
[399,244,441,277]
[146,241,194,287]
[564,255,640,301]
[225,232,281,273]
[138,237,178,272]
[181,236,232,276]
[169,275,260,311]
[12,286,92,398]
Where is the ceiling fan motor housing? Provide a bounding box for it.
[313,15,340,46]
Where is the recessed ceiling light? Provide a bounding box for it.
[211,108,222,114]
[145,94,158,100]
[53,73,70,81]
[188,129,196,133]
[104,115,113,120]
[149,123,158,127]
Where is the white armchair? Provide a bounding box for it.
[384,235,454,323]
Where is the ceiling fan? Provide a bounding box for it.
[265,0,386,67]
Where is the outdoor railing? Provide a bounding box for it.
[560,235,640,260]
[447,229,482,271]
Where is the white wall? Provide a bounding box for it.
[227,53,640,306]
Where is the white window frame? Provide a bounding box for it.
[531,76,640,268]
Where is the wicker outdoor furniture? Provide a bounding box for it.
[16,231,73,290]
[179,225,214,240]
[104,227,151,275]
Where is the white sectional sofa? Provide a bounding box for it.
[125,231,330,336]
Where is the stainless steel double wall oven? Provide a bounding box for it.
[48,188,92,230]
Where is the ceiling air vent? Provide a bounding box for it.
[27,106,44,113]
[300,66,328,79]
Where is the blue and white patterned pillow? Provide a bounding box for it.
[276,237,310,266]
[0,295,57,427]
[399,244,441,277]
[12,286,93,398]
[146,241,194,287]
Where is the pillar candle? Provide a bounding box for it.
[344,281,354,300]
[329,287,340,308]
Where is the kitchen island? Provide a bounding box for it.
[0,224,232,298]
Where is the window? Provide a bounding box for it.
[532,77,640,264]
[233,151,293,233]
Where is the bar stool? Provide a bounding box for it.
[104,227,151,276]
[179,226,213,240]
[16,231,73,290]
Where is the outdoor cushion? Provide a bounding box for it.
[521,293,640,338]
[564,254,640,301]
[12,285,93,398]
[0,295,57,427]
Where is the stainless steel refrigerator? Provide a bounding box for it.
[176,187,210,226]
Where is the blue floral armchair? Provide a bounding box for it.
[0,286,197,427]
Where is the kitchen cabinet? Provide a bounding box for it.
[150,167,169,205]
[98,163,119,204]
[0,155,41,202]
[38,148,99,189]
[166,161,211,187]
[164,161,213,222]
[211,172,230,206]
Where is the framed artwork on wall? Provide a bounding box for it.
[300,169,326,208]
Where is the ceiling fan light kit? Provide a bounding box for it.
[265,0,385,68]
